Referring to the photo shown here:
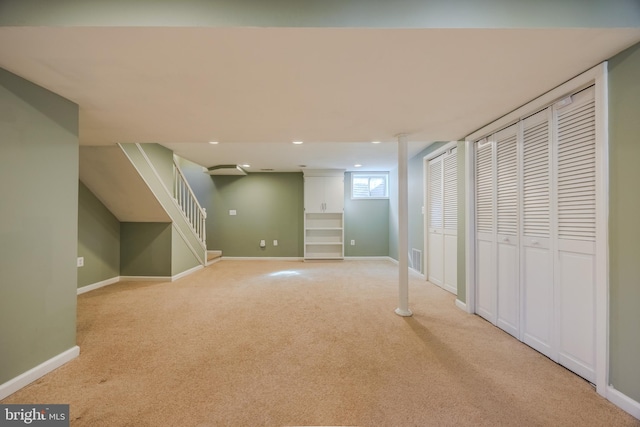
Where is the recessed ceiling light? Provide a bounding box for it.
[292,141,303,145]
[371,141,381,144]
[241,164,251,168]
[354,164,362,168]
[208,141,219,145]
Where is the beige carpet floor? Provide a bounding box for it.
[2,260,638,426]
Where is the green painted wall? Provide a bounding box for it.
[120,223,172,277]
[344,172,389,257]
[1,0,638,27]
[77,181,120,288]
[211,173,303,257]
[0,68,78,385]
[608,42,640,403]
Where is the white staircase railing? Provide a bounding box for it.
[173,159,206,247]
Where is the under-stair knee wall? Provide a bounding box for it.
[120,222,172,277]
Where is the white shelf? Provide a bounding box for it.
[306,227,342,230]
[304,212,344,259]
[303,173,345,260]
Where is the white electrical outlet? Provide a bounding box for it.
[350,240,355,246]
[260,240,266,248]
[77,257,84,267]
[229,210,237,216]
[273,240,278,246]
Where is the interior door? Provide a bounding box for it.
[521,109,555,359]
[495,125,519,337]
[442,149,458,295]
[554,87,597,383]
[475,138,496,323]
[427,156,444,287]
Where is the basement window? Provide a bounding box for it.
[351,173,389,199]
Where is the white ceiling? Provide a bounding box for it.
[1,27,639,172]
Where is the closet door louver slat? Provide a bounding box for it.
[523,119,550,238]
[556,98,596,242]
[497,131,518,236]
[444,154,458,231]
[476,140,493,234]
[429,159,443,230]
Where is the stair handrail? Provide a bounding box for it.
[172,158,207,246]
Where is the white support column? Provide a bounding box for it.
[395,133,412,317]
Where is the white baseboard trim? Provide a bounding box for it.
[608,386,640,420]
[119,276,172,282]
[206,257,222,266]
[171,264,203,281]
[455,299,468,312]
[0,346,80,400]
[221,257,303,261]
[344,256,393,261]
[77,276,119,295]
[78,267,203,293]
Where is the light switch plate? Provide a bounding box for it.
[229,210,237,216]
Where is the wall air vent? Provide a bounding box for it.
[206,165,247,176]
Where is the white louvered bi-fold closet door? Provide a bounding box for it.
[428,148,458,294]
[442,149,458,295]
[554,87,597,383]
[427,156,444,287]
[475,138,496,323]
[495,125,519,338]
[521,108,555,359]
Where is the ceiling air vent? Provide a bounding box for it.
[206,165,247,176]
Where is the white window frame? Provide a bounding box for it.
[351,172,389,200]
